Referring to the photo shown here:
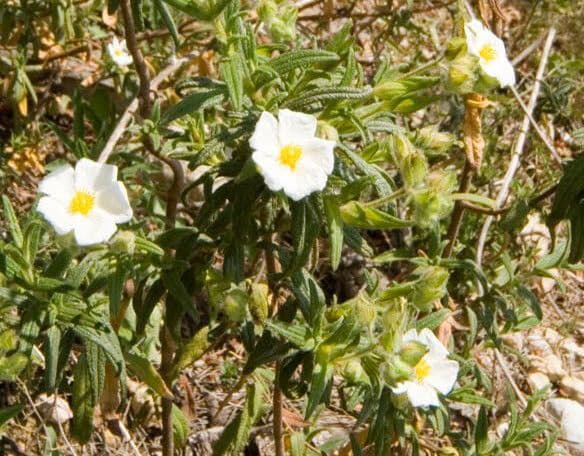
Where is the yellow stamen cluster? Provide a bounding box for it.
[414,358,431,381]
[479,44,497,62]
[69,191,95,216]
[279,144,302,171]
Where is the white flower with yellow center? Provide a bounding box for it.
[107,37,133,67]
[391,328,459,408]
[464,19,515,88]
[249,109,336,201]
[37,158,133,246]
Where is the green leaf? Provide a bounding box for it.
[44,326,61,392]
[126,351,173,399]
[71,354,95,443]
[475,406,491,455]
[172,326,210,378]
[73,323,124,377]
[161,89,224,124]
[270,49,339,75]
[2,195,23,248]
[305,357,333,419]
[220,55,244,111]
[413,309,451,331]
[153,0,180,48]
[161,270,195,316]
[0,404,23,429]
[284,86,372,110]
[213,382,266,455]
[108,261,126,316]
[286,200,320,275]
[323,196,343,271]
[163,0,229,20]
[340,201,412,230]
[23,220,42,265]
[172,404,189,449]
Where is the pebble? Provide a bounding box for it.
[530,354,566,382]
[547,398,584,445]
[560,376,584,403]
[527,371,551,392]
[36,393,73,425]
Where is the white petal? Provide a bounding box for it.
[75,158,118,192]
[406,382,441,407]
[278,109,317,145]
[252,152,286,192]
[418,328,449,357]
[390,381,409,395]
[300,138,335,175]
[37,197,75,236]
[38,164,76,204]
[283,161,328,201]
[402,328,420,344]
[116,53,133,67]
[73,211,117,246]
[96,182,133,223]
[250,111,280,155]
[424,357,459,395]
[482,57,515,87]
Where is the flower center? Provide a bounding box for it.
[479,44,497,62]
[114,49,123,57]
[279,145,302,171]
[69,191,95,216]
[414,358,431,381]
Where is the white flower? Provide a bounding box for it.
[37,158,133,246]
[249,109,336,201]
[107,37,133,67]
[391,328,459,408]
[464,19,515,88]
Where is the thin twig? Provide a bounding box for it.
[475,28,556,269]
[443,161,474,258]
[494,349,528,408]
[97,52,197,163]
[510,85,562,166]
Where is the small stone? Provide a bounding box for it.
[36,394,73,425]
[530,354,566,382]
[526,333,554,357]
[560,376,584,403]
[547,398,584,444]
[501,332,524,351]
[527,371,551,392]
[560,338,584,360]
[543,328,562,347]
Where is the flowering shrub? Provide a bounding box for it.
[0,0,581,454]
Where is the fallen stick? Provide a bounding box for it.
[475,28,556,269]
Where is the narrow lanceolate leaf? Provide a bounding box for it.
[340,201,412,230]
[220,55,244,111]
[323,196,344,271]
[270,49,339,75]
[153,0,180,47]
[161,89,225,124]
[72,354,95,443]
[73,323,124,377]
[44,326,61,392]
[284,86,373,110]
[213,382,266,456]
[286,200,320,275]
[23,220,42,265]
[305,358,334,419]
[126,352,173,399]
[172,326,210,378]
[172,404,189,449]
[2,195,23,248]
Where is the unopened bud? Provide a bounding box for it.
[412,266,449,311]
[342,360,365,384]
[402,153,428,189]
[447,54,478,95]
[317,121,339,142]
[249,283,269,323]
[109,230,136,255]
[224,288,248,322]
[416,125,456,153]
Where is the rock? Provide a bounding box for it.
[547,398,584,444]
[531,354,566,382]
[543,328,562,347]
[36,393,73,425]
[560,338,584,360]
[560,376,584,403]
[527,371,551,392]
[526,333,554,357]
[501,332,524,351]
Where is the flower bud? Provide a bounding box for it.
[399,340,428,367]
[109,230,136,255]
[341,360,366,384]
[248,283,269,323]
[258,0,297,41]
[317,121,339,142]
[224,288,248,322]
[402,153,428,189]
[382,356,413,385]
[447,54,478,95]
[415,125,456,154]
[391,133,416,164]
[411,266,449,311]
[355,296,376,326]
[445,37,467,60]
